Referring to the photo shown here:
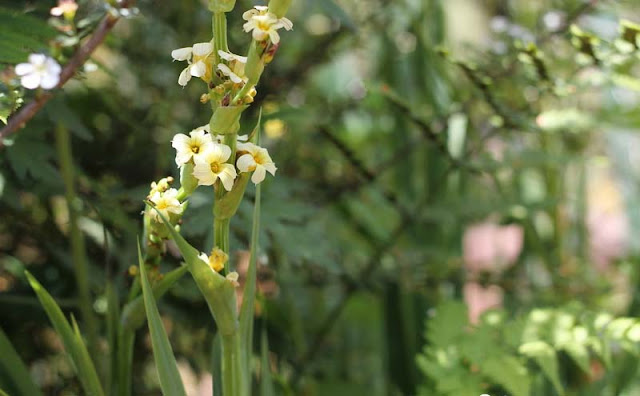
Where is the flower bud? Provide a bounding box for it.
[179,162,199,197]
[208,0,236,13]
[268,0,292,19]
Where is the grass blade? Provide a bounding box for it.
[260,323,275,396]
[25,271,104,396]
[0,327,43,396]
[137,244,187,396]
[121,265,189,331]
[239,114,263,376]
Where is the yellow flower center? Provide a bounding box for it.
[156,199,168,210]
[190,144,200,154]
[210,162,221,173]
[257,20,272,31]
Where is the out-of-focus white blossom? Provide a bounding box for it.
[15,54,61,90]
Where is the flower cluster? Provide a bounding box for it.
[242,5,293,44]
[171,125,276,193]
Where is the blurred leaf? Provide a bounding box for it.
[25,271,104,396]
[137,244,187,396]
[481,356,530,396]
[46,97,94,141]
[6,130,59,182]
[0,7,57,63]
[519,341,564,395]
[0,327,43,396]
[314,0,356,31]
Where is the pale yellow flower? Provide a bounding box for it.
[226,271,240,287]
[171,42,215,86]
[192,144,237,191]
[148,188,182,221]
[171,127,215,167]
[199,248,228,272]
[236,142,277,184]
[242,6,293,44]
[217,50,248,84]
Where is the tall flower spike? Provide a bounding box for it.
[236,142,277,184]
[171,42,215,86]
[192,143,237,191]
[172,127,215,167]
[148,188,183,221]
[217,50,248,84]
[15,54,61,90]
[242,6,293,44]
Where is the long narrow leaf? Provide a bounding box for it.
[0,327,43,396]
[137,244,187,396]
[121,265,189,331]
[239,113,263,373]
[260,323,275,396]
[25,271,104,396]
[240,184,261,367]
[211,334,223,396]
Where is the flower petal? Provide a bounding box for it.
[28,53,46,65]
[190,61,207,77]
[236,153,256,172]
[21,73,41,90]
[219,164,237,191]
[178,67,191,86]
[14,63,34,76]
[192,161,216,186]
[171,47,192,61]
[40,72,59,89]
[268,30,280,44]
[192,42,213,56]
[251,165,267,184]
[263,162,277,176]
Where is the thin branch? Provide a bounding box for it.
[0,13,119,148]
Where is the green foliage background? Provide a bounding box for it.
[2,0,640,395]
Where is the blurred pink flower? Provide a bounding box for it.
[463,282,503,324]
[588,208,629,272]
[463,221,524,273]
[587,171,630,272]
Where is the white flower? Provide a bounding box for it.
[148,188,182,221]
[217,50,248,84]
[226,271,240,287]
[192,143,237,191]
[236,142,277,184]
[242,6,293,44]
[171,42,214,86]
[171,127,215,167]
[15,54,61,90]
[50,0,78,18]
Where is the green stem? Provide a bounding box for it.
[54,124,99,359]
[221,332,247,396]
[213,12,228,61]
[214,217,230,257]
